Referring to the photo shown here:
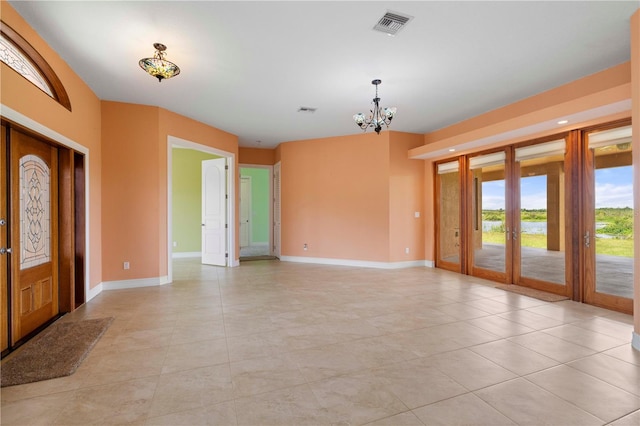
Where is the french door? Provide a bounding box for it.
[436,121,634,313]
[468,149,513,283]
[435,158,464,273]
[438,136,572,295]
[513,138,571,295]
[583,124,633,313]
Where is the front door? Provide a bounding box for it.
[201,158,227,266]
[10,128,59,345]
[1,124,9,352]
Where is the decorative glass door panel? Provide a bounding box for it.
[514,140,567,288]
[437,160,462,271]
[584,125,633,312]
[10,129,59,344]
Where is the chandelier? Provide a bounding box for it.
[139,43,180,82]
[353,79,397,134]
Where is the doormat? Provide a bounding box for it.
[495,285,569,302]
[1,317,114,387]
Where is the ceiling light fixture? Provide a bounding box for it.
[353,79,397,135]
[139,43,180,82]
[557,119,569,125]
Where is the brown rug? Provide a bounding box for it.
[495,285,569,302]
[1,317,113,387]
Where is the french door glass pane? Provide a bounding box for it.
[439,169,460,264]
[593,143,633,298]
[518,156,565,284]
[473,163,506,273]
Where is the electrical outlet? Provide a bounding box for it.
[123,261,130,270]
[405,247,410,254]
[303,243,308,251]
[173,241,177,247]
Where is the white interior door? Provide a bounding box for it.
[202,158,227,266]
[273,162,281,258]
[239,176,251,248]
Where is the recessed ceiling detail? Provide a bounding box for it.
[372,11,413,36]
[297,107,317,113]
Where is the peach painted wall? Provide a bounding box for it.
[101,103,239,281]
[388,132,425,262]
[275,145,282,164]
[0,1,103,289]
[280,132,391,261]
[239,147,276,165]
[418,63,631,151]
[101,102,161,281]
[631,10,639,332]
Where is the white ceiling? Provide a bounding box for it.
[8,1,639,148]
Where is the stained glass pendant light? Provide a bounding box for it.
[353,79,397,134]
[139,43,180,82]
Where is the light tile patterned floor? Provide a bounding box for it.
[1,258,639,425]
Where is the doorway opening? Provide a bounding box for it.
[167,136,236,283]
[239,165,273,260]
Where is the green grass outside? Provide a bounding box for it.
[482,232,633,258]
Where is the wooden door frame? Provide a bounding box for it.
[511,133,574,298]
[1,124,9,353]
[434,157,466,274]
[0,118,88,353]
[466,147,513,284]
[582,119,633,314]
[1,107,91,304]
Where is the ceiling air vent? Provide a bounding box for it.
[297,106,317,113]
[373,11,413,36]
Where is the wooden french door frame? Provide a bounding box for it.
[463,136,574,295]
[467,147,514,284]
[582,120,633,314]
[511,134,573,297]
[435,157,467,273]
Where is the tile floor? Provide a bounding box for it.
[1,258,639,425]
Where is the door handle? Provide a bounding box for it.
[505,227,510,240]
[512,228,518,241]
[584,231,590,248]
[0,247,12,255]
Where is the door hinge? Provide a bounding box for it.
[225,253,229,258]
[225,194,228,199]
[225,224,228,229]
[225,165,229,170]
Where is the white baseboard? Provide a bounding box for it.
[172,251,201,258]
[632,332,640,352]
[425,260,435,268]
[280,256,429,269]
[86,283,103,301]
[102,275,171,291]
